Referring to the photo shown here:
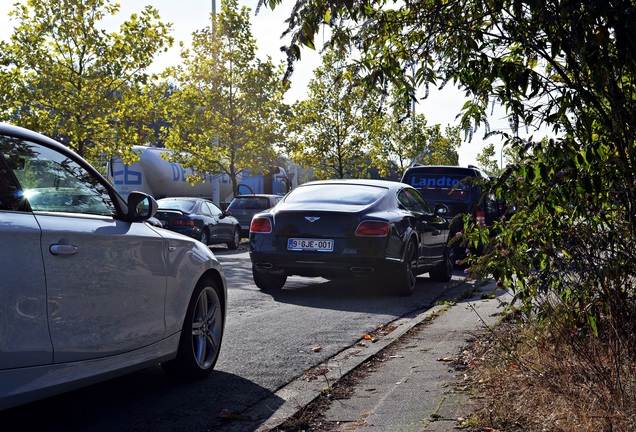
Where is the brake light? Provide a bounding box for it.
[250,217,272,233]
[476,210,486,225]
[355,221,389,237]
[172,219,196,227]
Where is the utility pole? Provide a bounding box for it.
[211,0,217,31]
[410,62,416,128]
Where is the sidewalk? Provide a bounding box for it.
[235,279,511,432]
[322,284,511,431]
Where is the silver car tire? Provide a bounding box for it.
[162,279,224,379]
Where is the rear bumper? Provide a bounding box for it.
[250,250,401,279]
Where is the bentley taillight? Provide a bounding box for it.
[355,221,389,237]
[250,217,272,233]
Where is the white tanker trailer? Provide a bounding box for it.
[107,146,236,207]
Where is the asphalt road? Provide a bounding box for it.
[0,245,472,432]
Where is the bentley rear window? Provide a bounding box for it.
[285,184,386,205]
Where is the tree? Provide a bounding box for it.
[0,0,173,165]
[287,48,379,179]
[369,110,427,179]
[369,90,460,179]
[163,0,289,196]
[287,45,461,180]
[419,124,461,167]
[475,143,500,175]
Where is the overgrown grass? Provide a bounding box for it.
[465,307,636,431]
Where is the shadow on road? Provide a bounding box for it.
[260,270,471,311]
[0,367,282,432]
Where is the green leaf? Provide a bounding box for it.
[588,315,598,337]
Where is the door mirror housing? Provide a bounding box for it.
[434,203,450,216]
[126,192,158,222]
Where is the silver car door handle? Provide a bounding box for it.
[50,244,78,255]
[432,230,442,236]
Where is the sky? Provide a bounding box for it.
[0,0,518,167]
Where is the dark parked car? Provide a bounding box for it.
[226,194,283,237]
[156,197,241,249]
[400,164,500,257]
[0,123,227,410]
[249,179,454,296]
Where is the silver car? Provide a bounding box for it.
[226,194,283,237]
[0,123,227,410]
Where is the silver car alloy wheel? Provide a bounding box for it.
[191,285,223,369]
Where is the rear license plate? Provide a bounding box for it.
[288,238,334,252]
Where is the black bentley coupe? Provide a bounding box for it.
[249,179,455,296]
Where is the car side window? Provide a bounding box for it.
[0,136,115,216]
[398,190,413,211]
[407,189,432,213]
[199,202,211,216]
[207,202,223,217]
[398,189,421,212]
[399,189,431,213]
